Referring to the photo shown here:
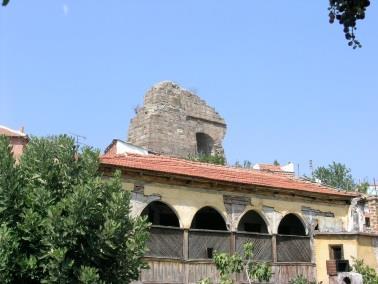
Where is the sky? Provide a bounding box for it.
[0,1,377,182]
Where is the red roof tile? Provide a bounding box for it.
[100,154,358,198]
[0,125,27,137]
[258,164,283,172]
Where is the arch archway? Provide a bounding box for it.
[196,133,214,155]
[276,214,311,262]
[278,213,307,236]
[141,201,180,227]
[191,206,227,231]
[237,210,269,233]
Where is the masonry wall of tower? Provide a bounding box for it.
[127,81,227,158]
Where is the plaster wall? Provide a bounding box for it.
[315,235,357,284]
[124,180,350,234]
[357,235,378,268]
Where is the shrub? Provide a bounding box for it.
[0,135,149,283]
[353,258,378,284]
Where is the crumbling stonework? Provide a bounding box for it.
[366,197,378,233]
[127,81,227,158]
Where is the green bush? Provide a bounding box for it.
[353,258,378,284]
[199,242,272,284]
[288,275,317,284]
[0,135,149,283]
[187,154,226,165]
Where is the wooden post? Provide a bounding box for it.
[230,231,236,254]
[183,229,189,260]
[272,234,277,263]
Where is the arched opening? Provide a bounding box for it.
[189,207,229,259]
[278,214,306,236]
[237,210,269,233]
[141,201,180,227]
[235,210,272,261]
[196,133,214,155]
[191,206,227,231]
[142,201,182,258]
[343,277,351,284]
[276,214,310,262]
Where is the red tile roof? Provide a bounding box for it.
[100,154,359,198]
[0,125,27,138]
[258,164,282,172]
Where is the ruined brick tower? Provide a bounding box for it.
[127,81,227,158]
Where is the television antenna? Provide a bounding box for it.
[68,132,87,148]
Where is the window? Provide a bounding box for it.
[191,206,227,231]
[278,214,306,236]
[196,133,214,155]
[141,201,180,227]
[329,245,343,260]
[365,217,371,228]
[237,210,268,233]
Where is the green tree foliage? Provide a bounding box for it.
[288,275,317,284]
[0,135,149,283]
[312,161,355,191]
[328,0,370,48]
[353,258,378,284]
[273,160,280,166]
[199,242,272,284]
[188,154,226,166]
[355,181,369,193]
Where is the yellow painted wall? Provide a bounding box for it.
[143,183,228,228]
[314,235,357,284]
[357,235,378,269]
[314,235,378,284]
[131,180,350,233]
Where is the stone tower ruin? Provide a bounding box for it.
[127,81,227,158]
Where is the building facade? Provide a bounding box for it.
[100,145,378,284]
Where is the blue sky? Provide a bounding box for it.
[1,1,377,181]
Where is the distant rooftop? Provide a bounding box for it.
[0,125,27,138]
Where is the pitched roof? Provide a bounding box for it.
[100,153,358,198]
[0,125,27,138]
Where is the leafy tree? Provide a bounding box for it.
[312,161,355,191]
[199,242,272,284]
[328,0,370,48]
[355,181,369,193]
[273,160,280,166]
[0,135,149,283]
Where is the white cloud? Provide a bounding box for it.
[63,4,69,16]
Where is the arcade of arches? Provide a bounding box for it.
[141,201,311,262]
